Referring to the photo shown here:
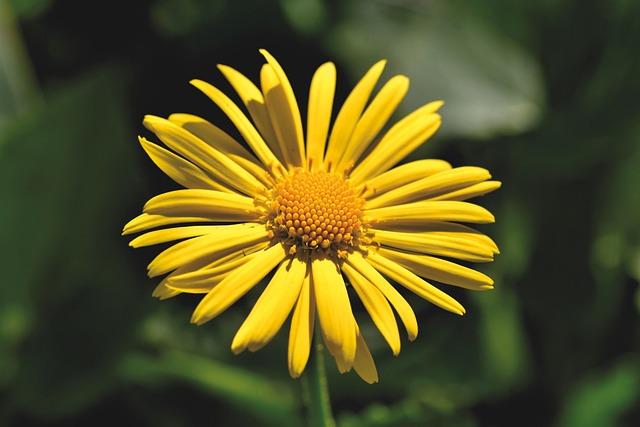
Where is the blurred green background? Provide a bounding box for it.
[1,0,639,425]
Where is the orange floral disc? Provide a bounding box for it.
[272,170,364,253]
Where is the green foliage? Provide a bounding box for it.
[325,0,544,140]
[119,350,300,426]
[280,0,328,35]
[8,0,50,19]
[556,356,640,427]
[0,0,39,126]
[0,67,140,418]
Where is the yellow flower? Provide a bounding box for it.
[123,49,500,384]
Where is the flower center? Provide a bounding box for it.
[271,170,363,254]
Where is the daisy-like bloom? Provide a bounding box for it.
[123,50,500,384]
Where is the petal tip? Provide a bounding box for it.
[190,312,201,324]
[143,114,162,125]
[189,79,205,89]
[230,343,245,355]
[288,361,306,379]
[321,61,336,71]
[258,48,274,62]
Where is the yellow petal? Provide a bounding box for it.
[191,243,287,325]
[259,62,306,168]
[190,79,282,171]
[169,248,264,285]
[165,240,271,294]
[168,113,251,158]
[352,329,378,384]
[144,115,265,195]
[166,276,224,294]
[321,328,352,374]
[260,64,293,166]
[360,159,452,199]
[364,167,491,209]
[139,136,231,192]
[215,65,282,160]
[232,255,307,353]
[342,263,401,355]
[430,180,502,201]
[344,251,418,340]
[152,280,180,300]
[428,224,500,255]
[306,62,336,172]
[311,256,357,367]
[421,100,444,114]
[336,75,410,174]
[364,200,495,226]
[151,255,224,300]
[216,64,264,109]
[324,60,387,172]
[147,224,269,278]
[377,247,494,290]
[129,224,242,248]
[122,213,215,235]
[371,221,499,254]
[365,251,466,315]
[143,189,260,221]
[168,114,271,187]
[288,273,315,378]
[318,336,352,374]
[259,49,305,167]
[203,240,272,269]
[370,228,494,263]
[350,103,442,185]
[167,249,263,293]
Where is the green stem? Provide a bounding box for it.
[302,334,336,427]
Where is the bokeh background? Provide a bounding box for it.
[1,0,639,425]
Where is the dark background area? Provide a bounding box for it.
[1,0,639,426]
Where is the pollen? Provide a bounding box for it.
[272,170,364,253]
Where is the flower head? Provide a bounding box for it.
[124,49,500,383]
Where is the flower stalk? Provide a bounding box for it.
[302,333,336,427]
